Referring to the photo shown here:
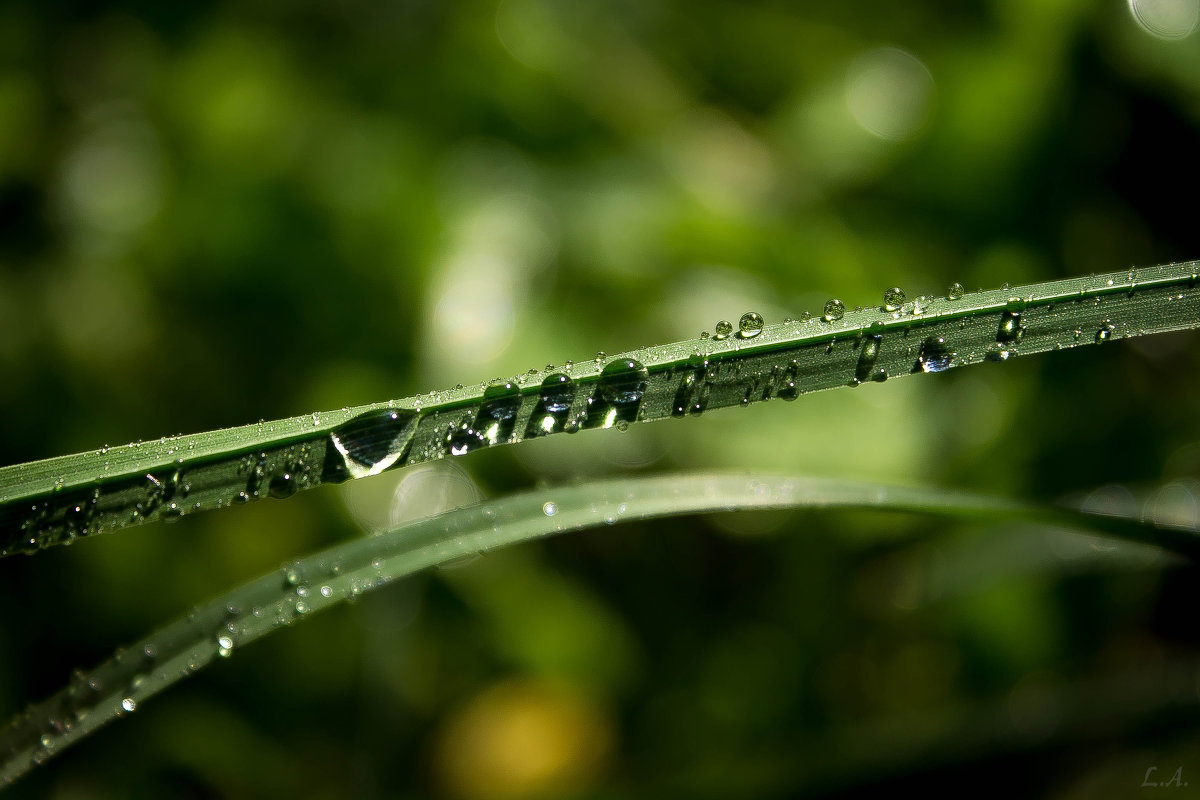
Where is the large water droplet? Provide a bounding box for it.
[882,286,906,312]
[738,312,764,338]
[330,409,421,479]
[856,334,883,383]
[1096,319,1115,343]
[599,358,649,406]
[481,380,521,421]
[947,282,964,300]
[914,336,954,373]
[823,299,845,322]
[539,373,574,413]
[997,311,1023,343]
[713,320,733,340]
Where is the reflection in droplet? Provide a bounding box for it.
[598,359,649,406]
[823,299,845,322]
[330,409,422,479]
[738,312,764,338]
[915,336,955,373]
[540,373,575,413]
[882,286,906,312]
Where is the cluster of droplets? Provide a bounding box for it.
[711,312,765,341]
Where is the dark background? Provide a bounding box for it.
[2,0,1200,797]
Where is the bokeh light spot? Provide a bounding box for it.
[846,47,935,141]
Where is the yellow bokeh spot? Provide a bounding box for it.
[433,679,612,800]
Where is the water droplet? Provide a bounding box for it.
[121,698,136,713]
[599,358,649,406]
[882,286,906,312]
[539,373,574,413]
[738,312,764,338]
[216,635,234,657]
[329,409,421,479]
[856,334,883,383]
[947,282,964,300]
[543,501,558,517]
[822,299,845,322]
[915,336,955,373]
[713,320,733,339]
[481,380,521,421]
[1096,320,1115,343]
[320,585,333,598]
[996,311,1023,343]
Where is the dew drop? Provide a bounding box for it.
[216,635,234,657]
[121,698,136,713]
[1096,320,1114,343]
[882,286,906,312]
[915,336,955,373]
[738,312,764,339]
[822,299,845,322]
[543,501,558,517]
[947,282,964,300]
[713,320,733,339]
[539,373,575,413]
[481,380,521,422]
[329,409,421,479]
[856,334,883,383]
[599,358,649,406]
[996,311,1023,343]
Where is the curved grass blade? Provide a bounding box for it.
[2,471,1195,787]
[3,261,1199,556]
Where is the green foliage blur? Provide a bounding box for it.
[2,0,1200,797]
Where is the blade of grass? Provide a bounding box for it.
[2,470,1194,787]
[2,260,1199,556]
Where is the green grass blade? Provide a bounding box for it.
[2,470,1194,786]
[2,261,1199,556]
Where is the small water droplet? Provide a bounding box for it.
[882,286,906,312]
[713,320,733,339]
[121,698,136,713]
[822,299,845,322]
[599,358,649,405]
[320,585,333,598]
[217,635,234,657]
[947,282,964,300]
[1096,320,1114,343]
[543,501,558,517]
[738,312,764,338]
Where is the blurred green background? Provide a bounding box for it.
[3,0,1200,797]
